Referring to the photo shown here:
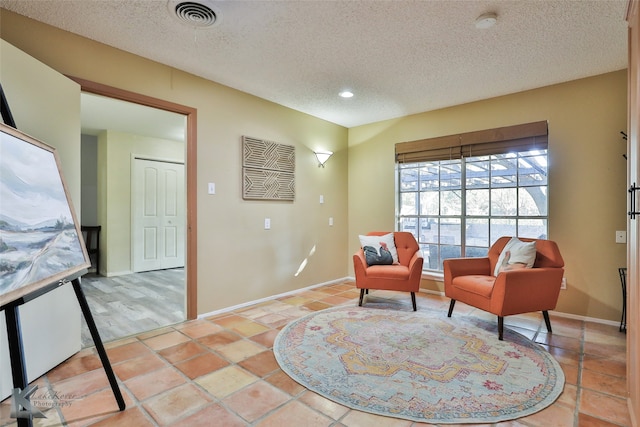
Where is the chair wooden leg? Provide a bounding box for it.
[411,292,417,311]
[542,310,552,333]
[447,300,456,317]
[498,316,504,340]
[358,289,365,306]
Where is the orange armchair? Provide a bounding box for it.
[443,236,564,340]
[353,232,424,310]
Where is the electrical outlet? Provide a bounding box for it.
[561,277,567,290]
[264,218,271,229]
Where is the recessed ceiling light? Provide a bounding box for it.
[475,12,497,29]
[339,91,354,98]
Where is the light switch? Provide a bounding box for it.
[320,195,324,204]
[208,182,215,194]
[616,230,627,244]
[329,217,334,226]
[264,218,271,230]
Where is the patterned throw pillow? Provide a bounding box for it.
[359,233,399,266]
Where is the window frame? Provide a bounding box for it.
[395,122,549,274]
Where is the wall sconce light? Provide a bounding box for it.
[314,151,333,168]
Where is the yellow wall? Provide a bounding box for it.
[0,10,350,315]
[1,9,628,322]
[348,70,628,321]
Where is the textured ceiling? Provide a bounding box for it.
[0,0,630,128]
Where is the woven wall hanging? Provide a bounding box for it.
[242,136,295,201]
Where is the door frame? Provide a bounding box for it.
[70,76,198,320]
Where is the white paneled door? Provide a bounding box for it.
[132,158,185,272]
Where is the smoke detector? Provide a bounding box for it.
[475,12,497,29]
[168,0,220,28]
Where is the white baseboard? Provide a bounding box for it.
[197,279,620,327]
[102,270,133,278]
[419,287,621,327]
[197,277,352,320]
[548,309,621,327]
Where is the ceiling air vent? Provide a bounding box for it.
[169,0,219,28]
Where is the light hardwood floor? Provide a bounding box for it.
[79,268,185,348]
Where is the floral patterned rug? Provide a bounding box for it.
[273,306,565,424]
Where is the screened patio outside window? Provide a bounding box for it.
[395,121,549,272]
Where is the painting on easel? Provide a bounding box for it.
[0,122,90,307]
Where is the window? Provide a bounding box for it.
[395,121,548,272]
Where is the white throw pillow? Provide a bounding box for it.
[494,237,537,276]
[359,233,399,266]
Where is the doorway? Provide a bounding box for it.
[74,77,198,324]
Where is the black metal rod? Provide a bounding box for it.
[5,304,32,427]
[0,83,17,128]
[629,183,640,219]
[619,268,627,333]
[71,278,125,411]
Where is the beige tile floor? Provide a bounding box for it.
[0,281,631,426]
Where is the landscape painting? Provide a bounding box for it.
[0,123,89,307]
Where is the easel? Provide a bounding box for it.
[2,277,126,426]
[1,83,125,426]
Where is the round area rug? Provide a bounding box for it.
[274,306,564,424]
